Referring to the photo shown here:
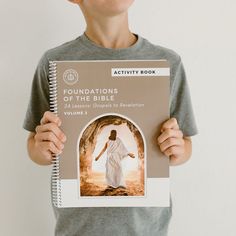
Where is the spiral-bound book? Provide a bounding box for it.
[49,60,170,208]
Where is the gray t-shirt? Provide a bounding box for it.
[23,32,198,236]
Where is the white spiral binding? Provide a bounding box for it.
[49,61,61,207]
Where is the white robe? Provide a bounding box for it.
[105,137,129,188]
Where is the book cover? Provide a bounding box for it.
[49,60,170,208]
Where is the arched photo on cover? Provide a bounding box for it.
[77,113,146,197]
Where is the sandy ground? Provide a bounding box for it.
[80,171,144,196]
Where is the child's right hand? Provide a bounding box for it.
[32,111,66,164]
[128,153,135,158]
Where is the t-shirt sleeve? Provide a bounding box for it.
[170,57,198,136]
[23,53,50,132]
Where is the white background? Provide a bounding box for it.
[0,0,235,235]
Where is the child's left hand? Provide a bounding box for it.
[157,118,188,163]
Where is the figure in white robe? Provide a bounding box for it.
[95,130,135,188]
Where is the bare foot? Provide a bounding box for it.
[119,186,127,189]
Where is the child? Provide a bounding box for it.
[23,0,198,235]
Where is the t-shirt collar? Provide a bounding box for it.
[78,31,143,55]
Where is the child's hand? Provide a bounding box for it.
[157,118,186,162]
[33,111,67,163]
[128,153,135,158]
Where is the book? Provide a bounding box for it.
[49,60,170,208]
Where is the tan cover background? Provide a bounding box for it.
[56,60,170,179]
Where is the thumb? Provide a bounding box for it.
[161,118,179,132]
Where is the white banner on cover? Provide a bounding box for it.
[59,178,169,208]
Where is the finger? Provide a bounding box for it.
[157,128,183,144]
[40,111,62,126]
[41,149,53,163]
[44,141,62,155]
[35,123,66,142]
[164,146,184,158]
[34,132,64,151]
[159,137,184,153]
[161,118,179,132]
